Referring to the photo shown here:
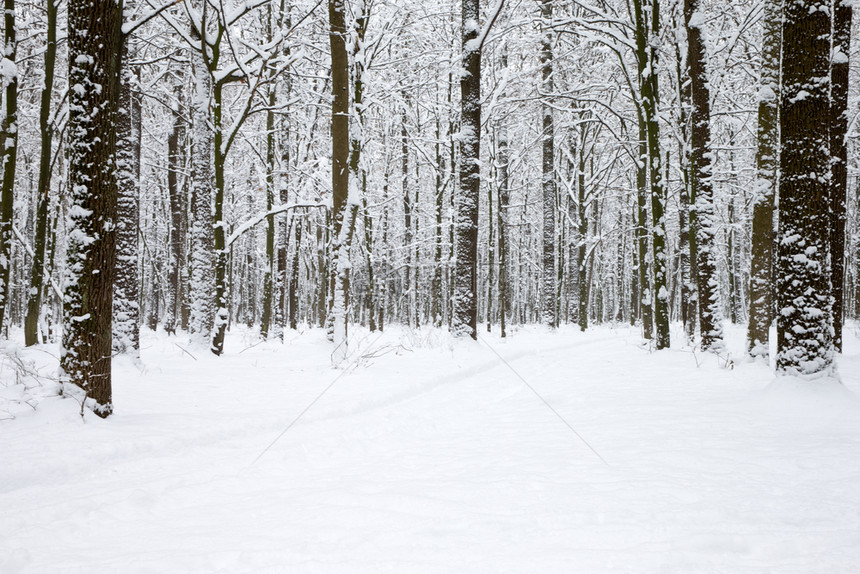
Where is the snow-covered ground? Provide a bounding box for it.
[2,323,860,573]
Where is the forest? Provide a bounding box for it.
[0,0,853,416]
[2,0,860,570]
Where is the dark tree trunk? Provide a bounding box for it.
[62,0,123,416]
[830,0,852,352]
[776,0,834,377]
[328,0,353,360]
[0,0,18,332]
[746,0,781,358]
[454,0,481,339]
[164,82,186,335]
[685,0,723,351]
[632,0,653,340]
[674,35,695,342]
[540,0,556,328]
[498,120,510,338]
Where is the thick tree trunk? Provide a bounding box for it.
[746,1,781,359]
[454,0,481,339]
[329,0,351,362]
[637,0,670,348]
[114,35,141,356]
[776,0,834,377]
[62,0,123,416]
[685,0,723,351]
[189,27,216,346]
[210,80,229,355]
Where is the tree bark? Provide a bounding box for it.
[329,0,352,362]
[746,0,781,359]
[776,0,834,377]
[540,0,556,328]
[62,0,123,416]
[830,0,852,352]
[454,0,481,339]
[0,0,18,333]
[632,0,653,340]
[164,82,186,335]
[114,32,141,356]
[685,0,723,351]
[24,0,57,346]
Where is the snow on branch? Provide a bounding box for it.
[226,202,327,247]
[123,0,184,36]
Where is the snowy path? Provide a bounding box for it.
[3,325,860,573]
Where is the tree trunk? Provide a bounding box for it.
[25,0,57,346]
[329,0,352,362]
[277,3,292,337]
[454,0,481,339]
[261,81,277,339]
[498,118,510,338]
[62,0,123,416]
[401,112,412,327]
[114,33,141,356]
[0,0,18,333]
[211,79,229,355]
[432,114,444,327]
[776,0,834,377]
[636,0,670,348]
[746,1,780,359]
[632,0,653,340]
[685,0,723,351]
[540,0,556,328]
[577,128,588,331]
[164,82,186,335]
[674,34,695,342]
[830,0,852,352]
[189,26,216,346]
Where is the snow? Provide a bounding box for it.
[3,324,860,573]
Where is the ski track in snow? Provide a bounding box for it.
[2,324,860,573]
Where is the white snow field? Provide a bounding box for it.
[2,324,860,573]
